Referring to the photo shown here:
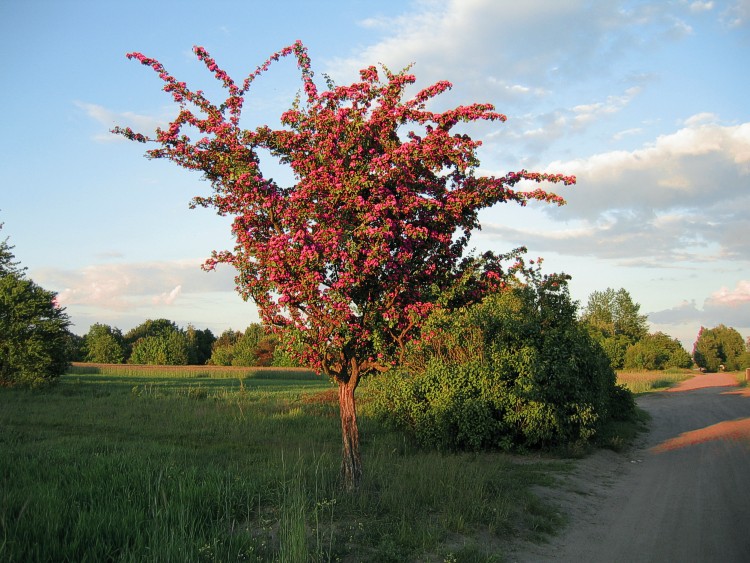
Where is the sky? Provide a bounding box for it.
[1,0,748,349]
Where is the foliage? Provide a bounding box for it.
[62,331,86,362]
[271,344,301,368]
[185,324,215,365]
[208,328,241,366]
[581,287,648,369]
[229,324,270,366]
[597,333,631,371]
[121,319,215,365]
[0,226,72,387]
[84,323,127,363]
[115,40,574,486]
[0,226,25,278]
[129,330,190,365]
[741,336,750,370]
[124,318,180,349]
[693,324,746,372]
[208,324,279,366]
[371,270,635,451]
[623,332,693,371]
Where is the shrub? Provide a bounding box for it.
[129,332,189,365]
[371,276,634,451]
[208,324,281,367]
[623,332,692,370]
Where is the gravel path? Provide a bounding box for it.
[510,372,750,563]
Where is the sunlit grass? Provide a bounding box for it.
[733,370,749,386]
[616,368,695,394]
[0,369,574,561]
[68,361,321,380]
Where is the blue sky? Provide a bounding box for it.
[1,0,748,348]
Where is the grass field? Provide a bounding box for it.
[616,368,695,394]
[616,368,750,394]
[0,366,574,562]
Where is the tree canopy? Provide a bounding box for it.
[581,288,648,369]
[209,323,279,367]
[116,41,575,487]
[84,323,127,363]
[623,332,692,371]
[693,325,746,372]
[0,225,72,387]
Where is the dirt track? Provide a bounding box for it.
[511,373,750,562]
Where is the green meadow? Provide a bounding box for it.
[1,366,571,562]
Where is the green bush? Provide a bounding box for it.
[693,324,746,372]
[208,324,286,367]
[580,288,648,369]
[129,332,190,365]
[371,276,634,451]
[0,275,71,387]
[623,332,693,370]
[84,323,127,363]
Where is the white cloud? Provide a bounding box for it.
[34,259,260,336]
[38,259,235,311]
[649,280,750,337]
[485,77,549,100]
[479,117,750,264]
[649,300,701,323]
[547,118,750,213]
[689,1,715,13]
[707,280,750,306]
[683,112,720,126]
[721,0,750,26]
[153,285,183,306]
[570,87,643,127]
[327,0,700,93]
[75,101,167,143]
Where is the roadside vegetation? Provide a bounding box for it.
[616,368,695,395]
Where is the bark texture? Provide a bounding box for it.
[338,378,362,490]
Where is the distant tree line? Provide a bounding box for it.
[70,288,750,373]
[580,287,748,373]
[76,318,298,367]
[2,215,748,391]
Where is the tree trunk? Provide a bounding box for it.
[338,378,362,490]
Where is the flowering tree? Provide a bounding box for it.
[115,41,574,488]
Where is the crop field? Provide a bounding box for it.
[0,365,572,562]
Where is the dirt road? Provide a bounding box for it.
[512,373,750,563]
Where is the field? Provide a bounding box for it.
[616,368,750,395]
[0,365,572,562]
[616,368,695,394]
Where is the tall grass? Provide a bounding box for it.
[69,361,321,380]
[0,371,571,561]
[616,368,694,394]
